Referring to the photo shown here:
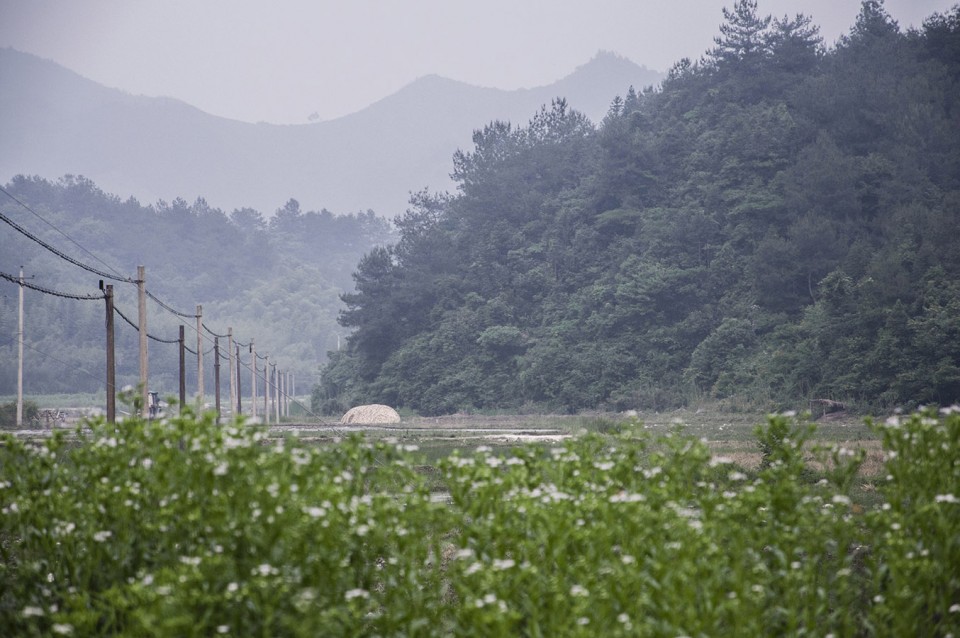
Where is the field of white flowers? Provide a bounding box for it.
[1,407,957,636]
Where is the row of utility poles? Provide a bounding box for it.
[102,266,297,424]
[13,265,296,427]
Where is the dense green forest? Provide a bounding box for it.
[318,1,960,416]
[0,177,394,396]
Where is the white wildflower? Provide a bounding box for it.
[344,588,369,601]
[935,494,958,504]
[179,556,201,567]
[949,603,960,613]
[304,506,326,518]
[254,564,278,577]
[832,495,851,505]
[464,562,483,575]
[217,626,229,634]
[52,624,73,635]
[290,449,311,466]
[454,548,475,560]
[93,530,112,542]
[226,582,239,593]
[570,584,589,597]
[577,617,590,626]
[22,606,44,617]
[213,462,229,476]
[492,558,515,571]
[709,456,733,467]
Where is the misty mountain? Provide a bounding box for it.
[0,48,662,217]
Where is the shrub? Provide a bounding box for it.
[0,408,957,635]
[0,400,40,429]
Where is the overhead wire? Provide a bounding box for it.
[0,188,328,425]
[145,289,196,319]
[0,188,131,282]
[0,270,104,301]
[202,322,228,338]
[113,305,179,344]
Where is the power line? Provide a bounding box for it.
[0,187,130,282]
[113,305,179,344]
[202,322,228,338]
[0,270,103,301]
[144,289,196,319]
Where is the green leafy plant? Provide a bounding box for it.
[1,408,957,636]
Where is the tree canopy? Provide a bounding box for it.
[320,1,960,416]
[0,178,395,395]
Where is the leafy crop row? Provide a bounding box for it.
[1,408,957,636]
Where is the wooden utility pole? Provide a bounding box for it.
[264,355,271,425]
[273,363,280,423]
[16,268,24,427]
[291,372,295,416]
[214,336,221,423]
[196,305,203,407]
[235,343,242,415]
[250,339,257,420]
[227,327,235,417]
[178,325,186,413]
[137,265,148,415]
[104,283,116,423]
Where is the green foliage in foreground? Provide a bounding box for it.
[1,409,958,636]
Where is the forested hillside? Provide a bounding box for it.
[0,176,394,395]
[319,1,960,416]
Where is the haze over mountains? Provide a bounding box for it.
[0,48,662,217]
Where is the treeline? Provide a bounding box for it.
[0,176,395,395]
[318,1,960,415]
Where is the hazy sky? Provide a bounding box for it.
[1,0,954,124]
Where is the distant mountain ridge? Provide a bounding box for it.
[0,48,662,216]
